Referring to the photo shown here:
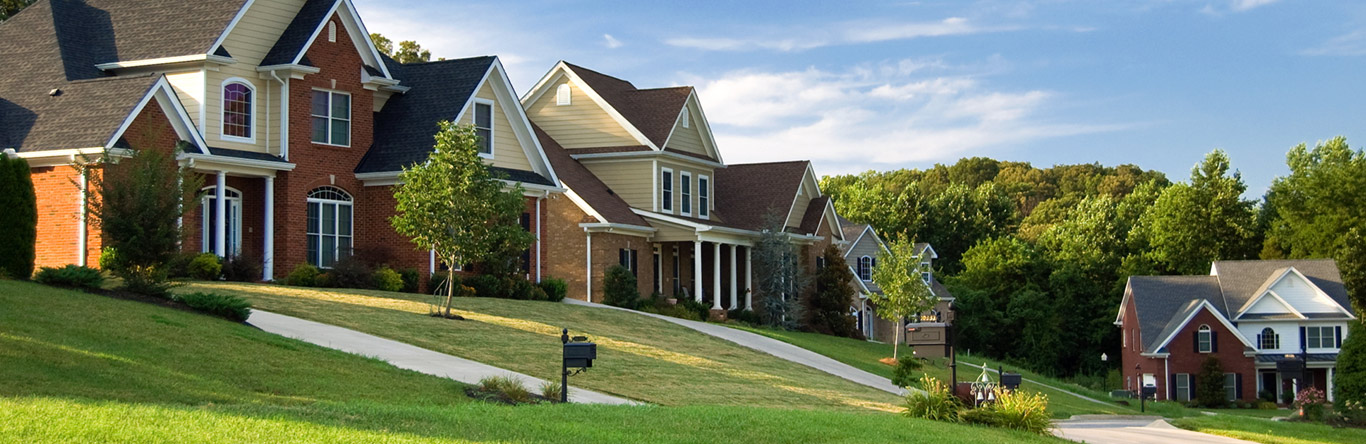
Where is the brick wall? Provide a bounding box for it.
[544,194,651,302]
[1120,299,1257,402]
[184,174,265,259]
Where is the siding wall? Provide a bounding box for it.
[166,70,205,131]
[664,100,708,158]
[1270,272,1343,314]
[581,159,654,210]
[844,229,884,293]
[457,71,534,172]
[203,0,305,154]
[657,159,714,218]
[525,75,639,148]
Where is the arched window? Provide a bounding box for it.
[222,80,254,141]
[307,187,353,268]
[201,186,242,257]
[1259,327,1279,350]
[556,84,571,106]
[858,256,873,281]
[1197,324,1213,353]
[681,107,691,128]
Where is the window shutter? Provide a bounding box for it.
[871,257,877,269]
[1256,333,1262,349]
[631,250,638,278]
[1300,326,1307,351]
[1170,374,1177,401]
[1236,373,1243,401]
[619,249,627,268]
[1336,326,1343,348]
[1189,376,1196,401]
[1194,331,1200,353]
[1211,330,1219,353]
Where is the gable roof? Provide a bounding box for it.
[258,0,390,78]
[560,62,693,151]
[713,160,811,231]
[1127,275,1225,353]
[536,124,648,227]
[355,56,494,174]
[798,196,830,235]
[1212,259,1352,317]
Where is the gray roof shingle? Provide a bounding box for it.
[260,0,334,66]
[1128,275,1224,353]
[355,56,493,174]
[1212,259,1353,316]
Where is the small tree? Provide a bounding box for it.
[1196,356,1227,407]
[603,265,639,308]
[0,154,37,279]
[871,239,937,360]
[83,146,201,295]
[752,212,806,329]
[391,122,535,317]
[805,244,860,338]
[1336,321,1366,411]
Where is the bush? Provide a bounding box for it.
[121,265,173,298]
[187,253,222,281]
[903,375,960,422]
[640,303,703,321]
[429,271,450,295]
[1259,389,1277,403]
[465,273,499,298]
[603,265,639,308]
[175,292,252,322]
[727,307,763,325]
[286,264,321,287]
[33,265,104,290]
[477,375,533,404]
[1294,387,1329,421]
[539,381,563,402]
[373,266,404,292]
[674,295,711,320]
[399,268,420,293]
[1335,321,1366,412]
[1196,356,1228,408]
[325,257,373,289]
[973,389,1051,435]
[1256,401,1278,410]
[891,356,924,388]
[0,154,38,281]
[804,245,861,338]
[100,247,124,273]
[221,255,261,282]
[539,278,568,302]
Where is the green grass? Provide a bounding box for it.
[1171,415,1366,444]
[182,282,902,412]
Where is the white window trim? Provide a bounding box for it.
[556,84,571,106]
[1307,325,1337,350]
[1175,374,1192,402]
[311,88,352,147]
[327,21,336,42]
[680,171,692,217]
[472,98,495,159]
[698,174,710,219]
[1259,327,1279,350]
[306,187,354,268]
[661,168,674,214]
[858,256,872,282]
[1198,324,1212,353]
[200,186,242,256]
[219,77,256,144]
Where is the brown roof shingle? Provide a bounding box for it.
[535,124,648,227]
[713,160,811,231]
[562,62,696,153]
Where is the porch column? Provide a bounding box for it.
[215,171,227,257]
[729,245,738,309]
[262,176,275,281]
[693,240,703,302]
[745,246,753,310]
[712,242,722,310]
[1328,368,1335,402]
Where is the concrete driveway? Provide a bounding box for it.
[1055,416,1259,444]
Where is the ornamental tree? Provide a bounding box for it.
[753,211,806,329]
[391,122,535,317]
[871,238,937,360]
[805,244,860,338]
[0,154,37,279]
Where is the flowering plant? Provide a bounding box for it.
[1293,387,1328,421]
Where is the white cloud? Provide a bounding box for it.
[603,34,623,49]
[1230,0,1279,12]
[1302,29,1366,56]
[691,61,1131,174]
[666,17,1016,52]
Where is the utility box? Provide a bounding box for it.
[564,342,596,369]
[1000,372,1022,390]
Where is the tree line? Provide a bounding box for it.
[822,137,1366,377]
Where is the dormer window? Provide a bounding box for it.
[556,84,571,106]
[681,108,690,128]
[858,256,873,281]
[474,100,493,156]
[222,80,254,141]
[698,175,710,218]
[1197,325,1213,353]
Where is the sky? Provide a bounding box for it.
[353,0,1366,197]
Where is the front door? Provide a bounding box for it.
[203,188,242,257]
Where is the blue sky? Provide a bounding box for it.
[354,0,1366,197]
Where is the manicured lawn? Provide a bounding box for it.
[1171,415,1366,444]
[183,282,902,412]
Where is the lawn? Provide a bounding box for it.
[1171,415,1366,444]
[182,281,903,412]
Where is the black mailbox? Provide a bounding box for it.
[564,342,596,368]
[1000,372,1022,390]
[1141,385,1157,399]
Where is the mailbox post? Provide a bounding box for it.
[560,328,597,403]
[1140,385,1157,412]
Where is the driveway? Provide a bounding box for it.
[1054,416,1260,444]
[563,299,910,396]
[247,310,637,405]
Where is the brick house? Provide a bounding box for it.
[838,218,955,355]
[1117,259,1356,403]
[523,62,845,310]
[1,0,560,283]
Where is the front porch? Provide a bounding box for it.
[1255,353,1339,402]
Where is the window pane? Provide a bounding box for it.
[338,204,352,236]
[312,117,328,143]
[338,236,352,259]
[332,93,350,119]
[307,234,319,266]
[321,236,336,268]
[322,204,336,236]
[331,119,350,146]
[306,202,319,234]
[475,103,491,128]
[311,91,328,116]
[1308,328,1321,348]
[476,128,491,154]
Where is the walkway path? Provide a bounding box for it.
[564,299,910,396]
[246,310,637,405]
[1055,416,1259,444]
[957,361,1115,408]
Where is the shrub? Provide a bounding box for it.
[641,303,703,321]
[1256,401,1278,410]
[315,272,336,288]
[326,257,373,289]
[121,265,174,298]
[465,273,500,298]
[975,388,1051,435]
[603,265,639,308]
[1258,389,1277,403]
[373,266,404,292]
[399,268,420,293]
[1196,356,1228,408]
[1335,321,1366,412]
[804,245,861,338]
[187,253,222,281]
[674,295,711,320]
[903,375,960,422]
[285,264,320,287]
[0,154,38,281]
[539,381,563,402]
[891,356,924,388]
[221,255,262,282]
[727,307,762,325]
[1294,387,1328,421]
[509,277,543,300]
[477,375,533,404]
[429,271,450,295]
[99,247,123,273]
[175,292,252,322]
[539,278,568,302]
[33,265,104,290]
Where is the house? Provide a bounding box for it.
[837,217,955,355]
[524,62,844,311]
[1117,259,1356,403]
[1,0,560,284]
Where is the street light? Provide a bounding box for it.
[1100,353,1108,362]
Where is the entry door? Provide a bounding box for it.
[203,190,242,257]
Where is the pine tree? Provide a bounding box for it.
[805,244,860,338]
[0,154,37,279]
[752,212,805,329]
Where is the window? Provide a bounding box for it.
[680,172,692,216]
[311,90,351,146]
[1259,328,1279,350]
[1224,373,1238,402]
[816,256,826,269]
[327,21,336,42]
[619,248,638,277]
[698,175,710,218]
[306,187,353,268]
[661,169,673,213]
[858,256,872,281]
[201,187,242,257]
[681,107,690,128]
[474,100,493,156]
[556,84,571,106]
[921,272,931,284]
[1307,326,1338,349]
[222,81,254,141]
[672,245,680,295]
[1175,374,1192,402]
[1197,325,1212,353]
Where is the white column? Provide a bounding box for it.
[535,196,543,282]
[729,244,738,309]
[1328,367,1335,402]
[744,246,753,311]
[262,177,275,281]
[77,170,87,267]
[215,171,227,257]
[712,242,722,310]
[693,240,703,302]
[585,232,594,303]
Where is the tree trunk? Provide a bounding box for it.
[893,318,902,360]
[443,255,454,317]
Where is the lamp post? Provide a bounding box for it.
[1135,362,1145,413]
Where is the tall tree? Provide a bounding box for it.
[805,245,860,338]
[369,32,432,64]
[871,239,937,359]
[391,122,534,316]
[947,236,1047,358]
[1134,150,1258,275]
[0,154,37,279]
[752,212,807,329]
[0,0,35,23]
[1264,137,1366,259]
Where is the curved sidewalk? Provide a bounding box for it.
[247,310,637,405]
[563,299,910,396]
[1055,416,1259,444]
